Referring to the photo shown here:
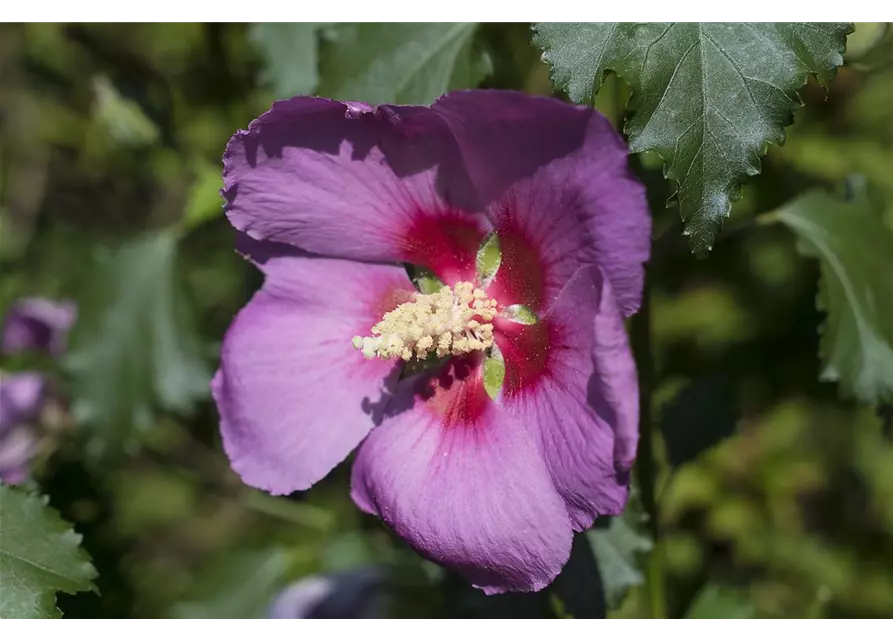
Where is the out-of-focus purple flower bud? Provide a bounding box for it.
[267,567,388,619]
[0,425,38,485]
[1,298,77,356]
[0,371,46,485]
[0,371,45,435]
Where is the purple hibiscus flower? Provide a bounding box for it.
[213,90,650,593]
[0,297,76,484]
[2,297,77,356]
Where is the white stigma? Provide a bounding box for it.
[352,281,498,361]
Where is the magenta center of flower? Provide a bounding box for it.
[352,282,498,362]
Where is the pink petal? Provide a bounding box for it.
[497,265,639,530]
[351,356,573,594]
[223,97,488,283]
[432,91,650,316]
[214,239,415,494]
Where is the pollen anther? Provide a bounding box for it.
[352,281,498,361]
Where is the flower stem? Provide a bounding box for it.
[631,262,667,619]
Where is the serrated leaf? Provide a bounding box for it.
[0,486,97,618]
[249,23,328,98]
[317,23,487,105]
[475,231,501,287]
[172,548,291,619]
[686,583,754,618]
[533,22,851,256]
[586,492,652,609]
[482,344,505,400]
[773,183,893,404]
[66,230,211,459]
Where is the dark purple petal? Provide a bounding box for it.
[432,91,650,316]
[351,357,572,594]
[496,266,638,530]
[214,242,415,494]
[223,96,487,275]
[2,298,77,356]
[0,371,46,435]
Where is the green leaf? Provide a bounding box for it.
[686,583,754,618]
[66,230,211,459]
[0,486,97,619]
[408,266,446,295]
[482,344,505,400]
[317,23,487,105]
[773,182,893,404]
[586,491,652,609]
[533,22,851,256]
[182,162,223,231]
[501,304,538,325]
[475,231,501,287]
[172,548,291,619]
[549,533,607,618]
[91,75,159,147]
[661,373,739,467]
[249,23,328,98]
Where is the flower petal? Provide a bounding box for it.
[351,356,572,594]
[1,298,77,356]
[432,91,650,316]
[497,265,639,530]
[223,97,487,282]
[214,239,415,494]
[0,371,46,435]
[0,425,37,485]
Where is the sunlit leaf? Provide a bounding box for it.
[475,232,501,287]
[501,304,537,325]
[686,583,754,618]
[182,162,223,231]
[66,230,211,459]
[92,75,159,147]
[316,23,488,105]
[482,344,505,400]
[587,490,652,609]
[408,266,446,295]
[534,22,851,256]
[0,486,97,619]
[249,23,328,98]
[773,182,893,403]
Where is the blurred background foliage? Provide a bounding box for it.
[0,22,891,618]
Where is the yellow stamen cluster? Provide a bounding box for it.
[352,281,498,361]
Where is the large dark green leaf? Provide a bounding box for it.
[586,493,652,609]
[661,373,739,467]
[249,23,328,98]
[66,230,211,459]
[773,183,893,404]
[0,486,97,618]
[533,23,851,256]
[686,583,754,618]
[316,23,487,105]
